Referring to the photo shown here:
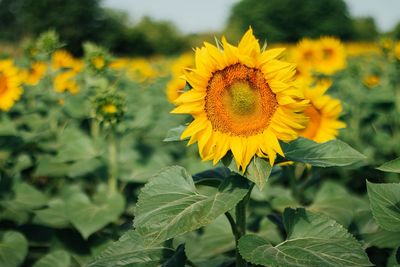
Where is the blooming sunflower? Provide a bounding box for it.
[291,38,320,76]
[22,61,47,86]
[52,50,75,69]
[299,80,346,143]
[315,37,346,75]
[0,60,23,111]
[172,28,308,170]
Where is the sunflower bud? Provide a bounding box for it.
[93,90,126,125]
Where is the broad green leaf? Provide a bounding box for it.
[134,166,249,245]
[363,227,400,248]
[33,250,71,267]
[245,157,272,190]
[34,156,70,177]
[0,231,28,267]
[184,215,235,261]
[34,199,69,228]
[163,125,187,142]
[377,157,400,173]
[0,183,47,223]
[0,117,17,136]
[66,186,125,239]
[309,182,356,227]
[238,208,371,267]
[367,181,400,232]
[56,128,100,162]
[68,158,103,178]
[281,138,366,167]
[86,230,176,267]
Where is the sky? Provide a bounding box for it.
[103,0,400,34]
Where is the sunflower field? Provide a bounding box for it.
[1,5,400,267]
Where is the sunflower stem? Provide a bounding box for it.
[234,182,254,267]
[107,129,118,194]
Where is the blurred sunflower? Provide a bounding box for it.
[166,77,186,103]
[395,42,400,61]
[292,39,320,76]
[300,80,346,143]
[315,37,346,75]
[363,74,380,88]
[52,49,75,69]
[22,61,47,86]
[54,71,80,94]
[172,28,308,170]
[0,60,23,111]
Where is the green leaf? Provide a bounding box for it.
[66,186,125,239]
[363,227,400,248]
[68,158,103,178]
[86,230,176,267]
[245,157,272,190]
[184,215,235,261]
[34,199,69,228]
[238,208,371,267]
[0,183,47,223]
[56,128,100,162]
[163,125,186,142]
[367,181,400,232]
[34,156,70,178]
[33,250,71,267]
[377,157,400,173]
[134,166,249,245]
[0,231,28,267]
[281,138,366,167]
[309,182,356,227]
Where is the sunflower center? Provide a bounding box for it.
[322,48,334,59]
[226,82,256,115]
[205,63,278,137]
[301,104,322,139]
[0,73,8,96]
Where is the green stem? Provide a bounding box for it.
[234,183,254,267]
[108,130,118,194]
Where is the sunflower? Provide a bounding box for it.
[52,50,75,69]
[166,77,186,103]
[0,60,23,111]
[22,61,47,86]
[315,37,346,75]
[395,42,400,61]
[299,80,346,143]
[291,38,320,76]
[53,71,80,94]
[172,28,308,171]
[363,74,380,88]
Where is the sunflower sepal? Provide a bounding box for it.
[222,153,273,190]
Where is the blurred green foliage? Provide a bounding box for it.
[0,0,189,55]
[225,0,354,42]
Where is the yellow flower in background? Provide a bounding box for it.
[300,80,346,143]
[292,39,320,75]
[170,53,194,76]
[102,103,118,114]
[22,61,47,86]
[128,58,157,82]
[0,60,23,111]
[315,37,346,75]
[54,71,80,94]
[172,28,308,170]
[91,55,106,70]
[395,42,400,60]
[109,58,130,70]
[71,59,84,73]
[166,77,186,103]
[363,74,380,88]
[52,50,75,69]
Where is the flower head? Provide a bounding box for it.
[0,60,23,111]
[172,28,308,171]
